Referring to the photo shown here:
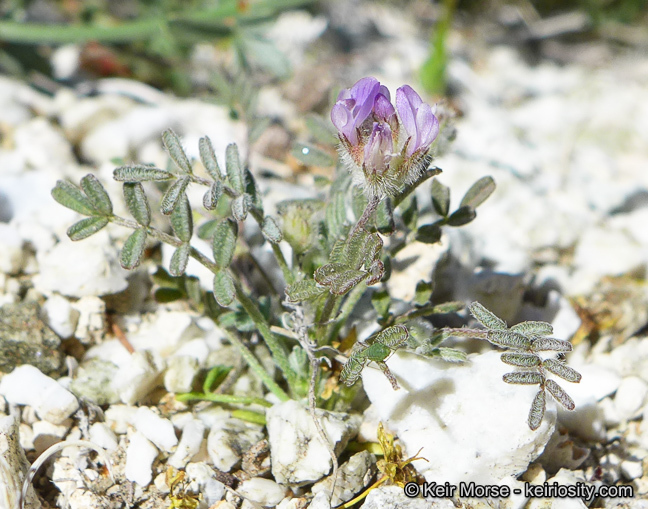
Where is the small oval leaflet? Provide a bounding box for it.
[531,338,573,352]
[212,220,238,269]
[501,352,541,367]
[225,143,244,194]
[545,379,575,410]
[123,183,151,227]
[285,280,324,302]
[314,263,348,286]
[487,330,530,349]
[502,371,544,385]
[366,259,384,285]
[469,302,507,330]
[459,176,496,209]
[121,228,147,270]
[113,165,174,182]
[80,175,112,216]
[67,217,109,241]
[328,270,368,295]
[510,321,553,337]
[161,177,191,215]
[231,194,249,222]
[542,359,582,383]
[170,243,191,277]
[261,216,282,244]
[170,194,193,243]
[199,136,222,181]
[162,129,192,174]
[213,271,235,307]
[431,178,450,217]
[340,357,364,387]
[528,390,546,431]
[447,206,476,227]
[374,325,409,348]
[203,180,223,211]
[51,180,97,216]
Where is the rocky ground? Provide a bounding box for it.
[1,2,648,508]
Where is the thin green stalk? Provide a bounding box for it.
[176,392,272,407]
[231,409,266,425]
[222,328,289,401]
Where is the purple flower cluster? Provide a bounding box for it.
[331,77,439,197]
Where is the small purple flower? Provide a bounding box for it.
[363,122,393,177]
[396,85,439,157]
[331,77,381,146]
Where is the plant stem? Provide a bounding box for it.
[392,166,442,208]
[349,195,380,237]
[175,392,272,408]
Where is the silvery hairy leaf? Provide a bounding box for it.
[510,321,553,337]
[225,143,244,194]
[213,271,235,307]
[374,325,409,348]
[503,371,544,385]
[162,129,192,174]
[469,302,507,330]
[460,176,496,209]
[314,263,348,286]
[375,197,395,235]
[328,270,369,296]
[170,243,190,277]
[212,219,238,269]
[113,165,174,182]
[161,176,190,215]
[261,216,282,244]
[366,259,384,285]
[532,338,573,352]
[363,233,383,269]
[488,330,531,349]
[231,194,250,222]
[170,193,193,243]
[123,183,151,226]
[542,359,582,383]
[447,206,476,227]
[203,180,223,211]
[528,389,546,430]
[285,280,324,302]
[345,229,369,271]
[67,217,109,241]
[51,180,97,216]
[120,228,147,270]
[500,352,541,367]
[199,136,222,181]
[545,379,575,410]
[340,357,364,387]
[431,178,450,217]
[80,175,112,216]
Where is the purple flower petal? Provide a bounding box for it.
[373,93,396,123]
[331,77,382,146]
[364,122,393,176]
[396,85,438,156]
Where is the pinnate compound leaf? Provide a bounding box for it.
[545,379,575,410]
[500,352,541,367]
[170,193,193,242]
[199,136,222,181]
[374,325,409,348]
[231,194,249,222]
[469,302,507,330]
[170,243,190,277]
[510,321,553,337]
[80,175,112,216]
[460,176,496,209]
[542,359,582,383]
[52,180,97,216]
[67,217,109,241]
[162,129,192,174]
[447,206,476,226]
[487,330,531,349]
[113,165,173,182]
[285,280,324,302]
[161,176,190,215]
[212,220,238,269]
[528,390,546,430]
[503,371,544,385]
[226,143,244,194]
[213,271,235,307]
[261,216,282,244]
[121,228,147,269]
[431,179,450,217]
[123,183,151,226]
[203,180,223,211]
[532,338,573,352]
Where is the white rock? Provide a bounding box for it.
[573,227,644,279]
[0,223,23,275]
[125,431,159,487]
[89,422,119,451]
[621,458,644,481]
[238,477,288,508]
[311,450,375,506]
[207,418,264,472]
[43,294,79,338]
[13,118,76,172]
[526,469,591,509]
[32,420,70,455]
[266,400,361,485]
[133,407,178,452]
[168,419,205,468]
[50,44,80,80]
[307,492,332,509]
[0,365,79,424]
[363,351,555,484]
[71,296,106,344]
[112,351,161,405]
[614,376,648,421]
[362,485,453,509]
[104,404,138,434]
[164,356,200,394]
[34,233,129,298]
[185,462,226,506]
[0,415,41,509]
[127,310,200,355]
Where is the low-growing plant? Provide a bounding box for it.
[52,77,580,452]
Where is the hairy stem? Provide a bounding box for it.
[392,166,442,208]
